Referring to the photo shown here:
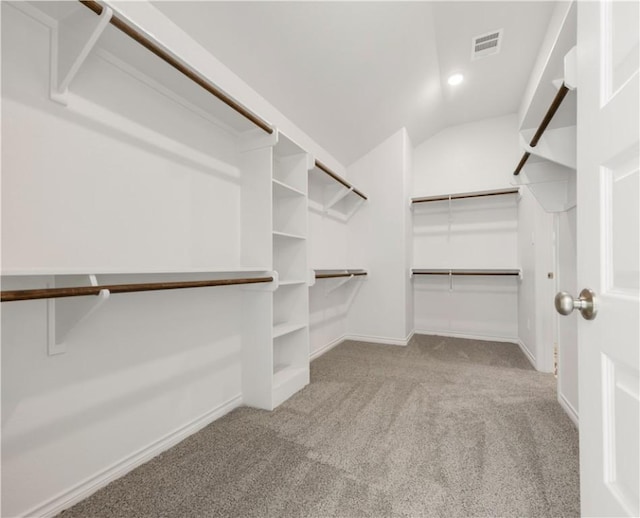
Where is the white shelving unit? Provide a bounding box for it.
[3,2,321,413]
[512,2,577,213]
[411,188,520,338]
[270,134,312,409]
[411,188,520,272]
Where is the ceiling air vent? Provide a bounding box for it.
[471,29,503,60]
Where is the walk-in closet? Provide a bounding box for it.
[2,1,638,517]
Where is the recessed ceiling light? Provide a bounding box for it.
[448,73,464,86]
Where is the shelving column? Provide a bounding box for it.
[270,134,313,408]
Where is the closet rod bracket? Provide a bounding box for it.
[325,272,353,295]
[324,187,353,213]
[48,274,110,355]
[50,4,113,105]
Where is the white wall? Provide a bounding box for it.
[412,114,520,341]
[346,128,413,344]
[517,188,555,371]
[413,114,520,196]
[1,276,246,517]
[308,211,350,356]
[403,131,415,338]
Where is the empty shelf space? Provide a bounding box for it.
[273,231,306,240]
[272,179,306,198]
[272,365,308,388]
[273,322,307,338]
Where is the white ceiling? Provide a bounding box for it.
[152,1,555,165]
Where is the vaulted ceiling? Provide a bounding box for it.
[152,1,555,165]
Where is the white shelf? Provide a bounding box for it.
[272,365,309,408]
[308,164,367,220]
[273,365,307,387]
[272,322,307,338]
[1,266,272,277]
[412,268,521,277]
[272,179,305,198]
[272,231,306,240]
[412,188,519,205]
[278,280,307,286]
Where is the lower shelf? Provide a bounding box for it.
[273,322,307,338]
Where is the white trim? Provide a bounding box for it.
[558,392,579,428]
[309,335,345,361]
[415,329,520,345]
[516,338,537,369]
[25,395,243,518]
[310,331,416,359]
[344,332,413,346]
[8,0,57,28]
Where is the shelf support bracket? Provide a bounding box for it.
[47,274,110,355]
[50,5,113,105]
[343,196,365,220]
[324,186,353,213]
[325,272,353,295]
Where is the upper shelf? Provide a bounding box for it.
[314,161,367,201]
[519,1,577,133]
[308,161,368,220]
[314,269,368,279]
[30,0,272,137]
[412,188,519,205]
[513,1,577,214]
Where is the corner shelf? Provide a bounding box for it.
[273,322,307,339]
[308,161,367,220]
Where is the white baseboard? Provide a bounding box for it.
[28,394,243,518]
[415,329,520,345]
[516,339,537,369]
[345,332,413,346]
[309,335,346,361]
[310,331,415,360]
[558,392,579,428]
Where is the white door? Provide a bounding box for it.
[575,1,639,516]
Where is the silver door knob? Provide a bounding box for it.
[554,288,597,320]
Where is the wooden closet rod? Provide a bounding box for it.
[315,160,367,200]
[315,272,367,279]
[79,1,273,135]
[412,188,519,204]
[413,269,519,276]
[514,83,570,175]
[513,152,531,176]
[530,84,570,147]
[1,276,274,302]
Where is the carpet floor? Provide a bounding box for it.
[60,335,580,517]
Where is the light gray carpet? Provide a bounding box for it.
[60,335,580,517]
